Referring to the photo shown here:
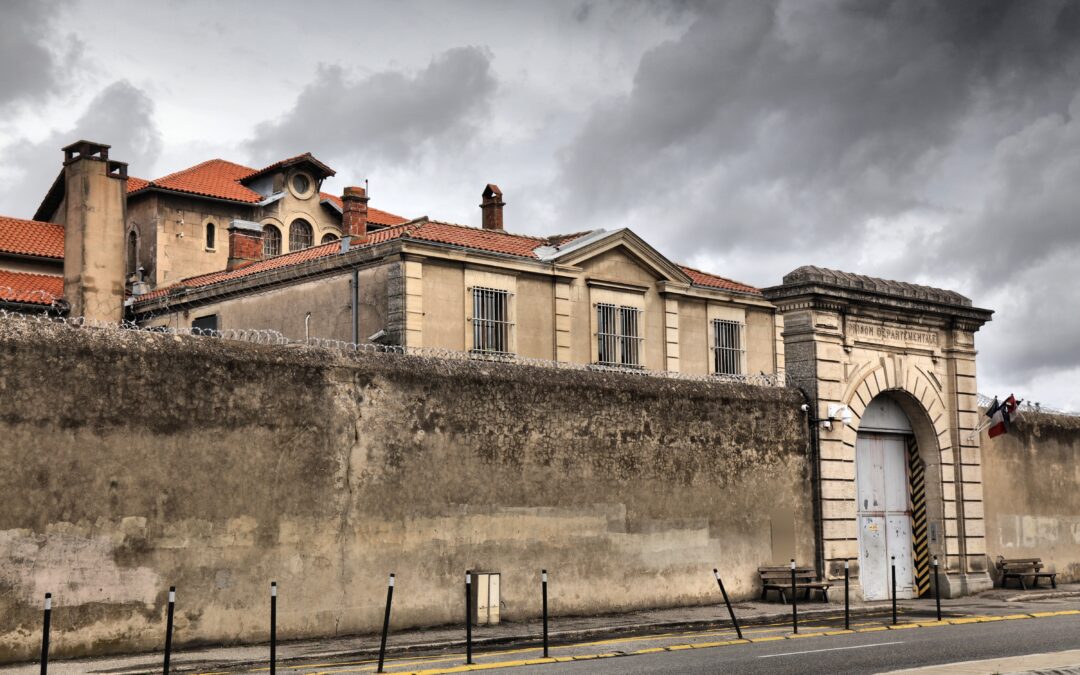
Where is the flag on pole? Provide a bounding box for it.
[986,394,1018,438]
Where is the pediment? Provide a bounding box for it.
[548,228,692,286]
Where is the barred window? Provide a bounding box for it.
[472,287,513,354]
[712,319,744,375]
[289,219,314,251]
[597,303,643,367]
[263,225,282,257]
[321,233,339,245]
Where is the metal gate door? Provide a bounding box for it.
[856,433,915,600]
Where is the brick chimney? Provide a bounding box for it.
[480,184,505,231]
[227,220,264,270]
[61,140,127,322]
[342,186,369,242]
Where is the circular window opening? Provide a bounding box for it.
[292,173,312,196]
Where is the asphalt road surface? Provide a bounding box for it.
[496,613,1080,674]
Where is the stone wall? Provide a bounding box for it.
[0,318,811,663]
[982,409,1080,582]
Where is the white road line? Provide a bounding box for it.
[759,641,904,658]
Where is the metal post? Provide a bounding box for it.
[270,582,277,675]
[713,569,743,640]
[541,570,549,658]
[377,574,395,673]
[933,557,942,622]
[844,559,850,631]
[790,559,798,634]
[39,593,51,675]
[465,570,473,665]
[164,586,175,674]
[891,557,897,625]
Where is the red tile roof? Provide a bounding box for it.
[0,270,63,306]
[128,159,264,203]
[0,216,65,259]
[680,265,762,295]
[319,192,409,227]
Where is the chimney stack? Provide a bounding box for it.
[342,186,369,242]
[227,220,264,270]
[61,140,127,322]
[480,184,505,231]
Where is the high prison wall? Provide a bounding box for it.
[982,409,1080,582]
[0,319,811,663]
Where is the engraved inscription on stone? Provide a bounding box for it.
[849,321,938,347]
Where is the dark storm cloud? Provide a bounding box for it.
[1,81,162,217]
[0,0,75,108]
[245,46,497,167]
[555,0,1080,392]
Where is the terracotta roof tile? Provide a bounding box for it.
[130,159,264,203]
[403,220,552,258]
[0,270,63,305]
[0,216,65,259]
[319,192,408,227]
[680,265,762,295]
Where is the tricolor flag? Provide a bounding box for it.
[986,394,1018,438]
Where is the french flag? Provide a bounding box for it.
[986,395,1018,438]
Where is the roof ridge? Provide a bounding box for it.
[421,219,551,242]
[151,158,258,184]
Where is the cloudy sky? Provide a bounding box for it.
[2,0,1079,409]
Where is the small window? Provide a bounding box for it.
[472,287,513,354]
[712,319,744,375]
[289,219,313,251]
[263,224,282,257]
[321,233,339,245]
[596,303,642,367]
[192,314,219,332]
[292,173,311,195]
[205,222,216,250]
[126,230,138,276]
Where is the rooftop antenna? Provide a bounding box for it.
[365,178,369,198]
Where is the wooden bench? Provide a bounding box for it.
[758,565,831,604]
[996,557,1057,590]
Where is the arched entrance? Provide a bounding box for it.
[856,394,928,600]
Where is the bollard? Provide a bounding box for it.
[933,557,942,622]
[541,570,549,658]
[891,557,897,625]
[270,582,277,675]
[790,559,798,634]
[377,574,395,673]
[164,586,175,674]
[844,559,850,631]
[712,569,743,640]
[465,570,473,665]
[39,593,51,675]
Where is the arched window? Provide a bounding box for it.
[321,233,339,245]
[289,219,314,251]
[126,230,138,276]
[263,224,282,257]
[205,222,216,250]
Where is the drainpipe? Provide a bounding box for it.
[351,269,360,344]
[305,312,312,342]
[799,387,826,581]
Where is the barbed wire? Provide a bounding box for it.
[0,307,808,388]
[976,393,1079,418]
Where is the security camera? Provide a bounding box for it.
[800,403,810,413]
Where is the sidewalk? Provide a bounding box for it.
[4,585,1080,674]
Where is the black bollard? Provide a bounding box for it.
[541,570,549,658]
[39,593,51,675]
[377,574,395,673]
[844,559,850,631]
[164,586,175,674]
[465,570,473,665]
[270,582,277,675]
[933,557,942,622]
[891,557,897,625]
[790,559,798,634]
[712,569,743,640]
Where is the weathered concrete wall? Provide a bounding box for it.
[983,410,1080,582]
[0,318,810,663]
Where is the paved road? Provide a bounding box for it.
[494,614,1080,675]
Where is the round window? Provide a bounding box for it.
[292,173,312,195]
